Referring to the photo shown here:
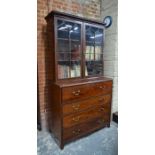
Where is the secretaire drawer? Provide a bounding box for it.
[63,94,111,116]
[62,81,112,102]
[63,105,110,128]
[63,117,109,141]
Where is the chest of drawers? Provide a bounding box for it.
[49,77,112,149]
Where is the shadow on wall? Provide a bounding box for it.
[37,23,53,131]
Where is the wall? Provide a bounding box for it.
[38,0,102,130]
[101,0,118,113]
[38,0,118,130]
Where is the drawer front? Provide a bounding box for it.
[63,117,109,141]
[63,105,110,128]
[62,81,112,103]
[63,94,111,116]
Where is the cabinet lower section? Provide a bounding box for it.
[63,117,110,142]
[49,77,112,149]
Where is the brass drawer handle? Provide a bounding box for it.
[99,107,104,111]
[72,116,80,122]
[98,86,106,89]
[72,104,80,110]
[98,119,104,124]
[72,129,81,135]
[98,98,105,102]
[72,90,80,96]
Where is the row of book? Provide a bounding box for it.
[86,46,102,54]
[85,46,102,61]
[85,54,102,61]
[58,65,80,79]
[58,64,88,79]
[58,65,69,79]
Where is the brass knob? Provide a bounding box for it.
[72,129,81,135]
[98,98,105,102]
[101,107,104,111]
[72,104,80,110]
[98,119,104,124]
[98,86,106,89]
[72,90,80,96]
[72,116,80,122]
[99,107,104,111]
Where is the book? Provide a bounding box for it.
[71,65,80,77]
[85,65,88,76]
[58,64,63,79]
[95,46,102,60]
[58,65,70,79]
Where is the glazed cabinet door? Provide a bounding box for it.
[55,17,82,80]
[84,23,104,77]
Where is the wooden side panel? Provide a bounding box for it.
[46,17,55,82]
[50,84,62,145]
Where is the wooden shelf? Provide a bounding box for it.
[85,60,103,62]
[86,41,102,44]
[58,60,80,62]
[58,29,68,32]
[57,38,80,42]
[57,52,81,53]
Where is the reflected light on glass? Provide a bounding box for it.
[58,24,72,30]
[90,34,103,39]
[70,30,73,33]
[74,27,78,30]
[59,26,67,30]
[66,24,72,28]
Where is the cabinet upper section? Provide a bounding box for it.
[45,11,105,81]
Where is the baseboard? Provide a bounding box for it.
[37,123,41,131]
[113,112,118,123]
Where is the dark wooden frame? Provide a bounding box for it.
[45,11,105,26]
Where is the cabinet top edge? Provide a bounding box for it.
[45,10,105,26]
[53,77,113,87]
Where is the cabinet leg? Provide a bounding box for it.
[60,143,64,150]
[107,123,110,128]
[49,128,52,133]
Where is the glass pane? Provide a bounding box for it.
[71,43,81,61]
[85,25,104,76]
[57,40,69,53]
[58,64,70,79]
[95,46,102,55]
[57,52,70,61]
[57,19,81,79]
[85,61,95,76]
[95,29,103,44]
